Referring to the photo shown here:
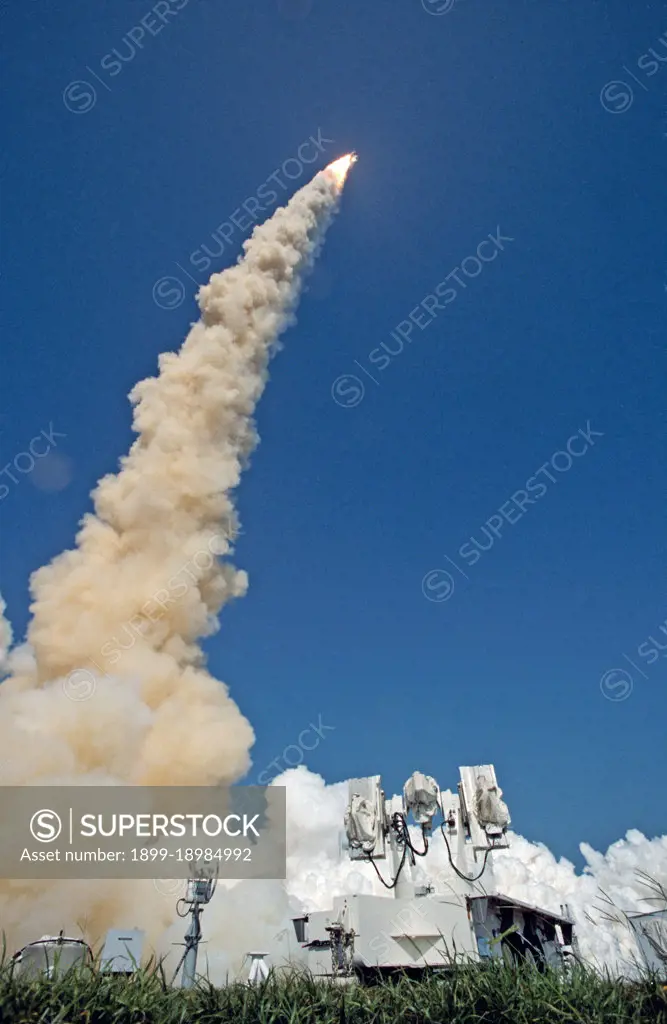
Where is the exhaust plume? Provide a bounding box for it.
[0,158,353,948]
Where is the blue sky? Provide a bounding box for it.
[2,0,666,868]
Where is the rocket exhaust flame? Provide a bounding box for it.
[324,152,357,190]
[0,159,352,948]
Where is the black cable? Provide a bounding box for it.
[363,840,408,889]
[391,814,412,865]
[362,813,430,887]
[402,816,429,857]
[364,848,405,888]
[391,812,430,860]
[439,823,494,882]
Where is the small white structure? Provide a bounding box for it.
[247,951,270,984]
[100,929,145,974]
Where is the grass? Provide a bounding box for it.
[0,959,666,1024]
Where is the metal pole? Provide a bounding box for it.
[389,825,415,900]
[180,901,202,988]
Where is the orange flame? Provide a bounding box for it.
[324,152,358,190]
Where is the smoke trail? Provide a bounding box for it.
[0,161,350,949]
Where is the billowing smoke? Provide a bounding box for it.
[493,826,667,971]
[0,161,350,949]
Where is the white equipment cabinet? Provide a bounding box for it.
[629,909,667,976]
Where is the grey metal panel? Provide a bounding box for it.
[629,910,667,973]
[100,929,145,972]
[485,893,573,925]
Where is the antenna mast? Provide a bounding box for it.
[172,862,218,989]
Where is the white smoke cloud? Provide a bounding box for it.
[493,828,667,972]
